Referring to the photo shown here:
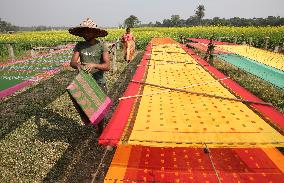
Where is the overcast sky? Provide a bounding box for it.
[0,0,283,27]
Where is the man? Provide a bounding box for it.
[69,18,110,134]
[204,39,215,65]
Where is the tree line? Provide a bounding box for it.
[124,5,284,28]
[0,18,19,32]
[144,15,284,27]
[1,4,284,33]
[0,18,72,32]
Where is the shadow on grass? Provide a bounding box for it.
[0,70,77,140]
[41,51,144,183]
[32,108,102,183]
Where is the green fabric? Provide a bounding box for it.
[0,78,25,91]
[74,41,108,84]
[67,70,110,124]
[0,49,71,92]
[73,79,98,110]
[218,54,284,89]
[80,70,106,101]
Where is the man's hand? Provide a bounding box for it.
[77,64,82,71]
[83,63,97,73]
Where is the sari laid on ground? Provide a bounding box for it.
[67,70,111,125]
[122,33,135,62]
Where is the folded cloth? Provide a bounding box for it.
[67,70,111,125]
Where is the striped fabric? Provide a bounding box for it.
[102,38,284,182]
[67,70,111,125]
[105,145,284,183]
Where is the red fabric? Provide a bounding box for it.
[188,38,237,46]
[121,146,284,182]
[187,43,231,54]
[98,44,152,145]
[180,44,284,132]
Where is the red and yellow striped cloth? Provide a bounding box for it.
[102,38,284,182]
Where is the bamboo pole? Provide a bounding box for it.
[112,45,117,72]
[119,77,230,100]
[137,61,198,67]
[131,80,273,106]
[7,44,15,60]
[264,36,270,49]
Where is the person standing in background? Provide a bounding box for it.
[121,27,136,62]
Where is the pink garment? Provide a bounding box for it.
[123,33,134,42]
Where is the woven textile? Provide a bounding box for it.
[105,145,284,183]
[67,70,111,125]
[218,45,284,72]
[99,39,284,147]
[188,43,232,54]
[103,38,284,183]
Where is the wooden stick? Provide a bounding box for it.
[137,61,198,67]
[146,58,190,62]
[131,80,273,106]
[119,77,230,100]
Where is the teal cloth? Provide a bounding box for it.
[217,54,284,89]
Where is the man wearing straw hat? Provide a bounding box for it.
[69,18,110,134]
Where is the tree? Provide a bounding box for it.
[0,18,19,32]
[155,21,162,27]
[162,19,172,27]
[124,15,140,28]
[186,16,200,26]
[195,5,205,25]
[170,15,181,27]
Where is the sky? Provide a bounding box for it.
[0,0,284,27]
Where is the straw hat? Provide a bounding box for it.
[69,18,108,38]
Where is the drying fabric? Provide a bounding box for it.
[218,54,284,89]
[105,145,284,183]
[218,45,284,72]
[99,39,284,147]
[188,43,232,54]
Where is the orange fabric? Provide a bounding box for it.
[262,148,284,173]
[150,37,178,45]
[123,40,135,61]
[104,145,132,182]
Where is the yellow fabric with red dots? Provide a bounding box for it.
[122,44,284,147]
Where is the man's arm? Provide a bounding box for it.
[70,51,81,70]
